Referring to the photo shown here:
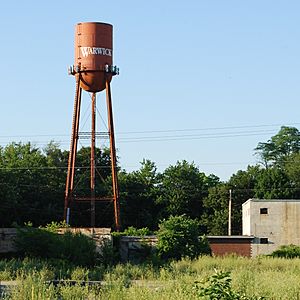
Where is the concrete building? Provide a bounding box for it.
[242,199,300,257]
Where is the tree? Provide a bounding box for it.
[202,166,260,235]
[119,159,160,229]
[156,160,219,220]
[255,126,300,167]
[0,142,51,226]
[66,146,117,228]
[201,184,229,235]
[0,142,69,226]
[228,166,261,234]
[72,146,113,198]
[254,166,295,199]
[284,152,300,190]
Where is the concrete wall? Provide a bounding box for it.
[0,228,18,253]
[242,199,300,256]
[119,236,157,262]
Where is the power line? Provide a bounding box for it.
[117,122,300,135]
[0,122,299,138]
[117,129,278,143]
[0,129,284,145]
[0,165,113,170]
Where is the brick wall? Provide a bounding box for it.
[207,236,253,257]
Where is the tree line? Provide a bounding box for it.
[0,126,300,234]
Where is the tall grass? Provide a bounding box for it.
[2,256,300,299]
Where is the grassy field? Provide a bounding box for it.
[1,256,300,299]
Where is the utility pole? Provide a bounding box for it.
[228,189,232,236]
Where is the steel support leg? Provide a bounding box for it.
[91,92,96,228]
[106,80,121,231]
[64,76,82,222]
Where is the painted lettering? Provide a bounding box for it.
[80,47,112,58]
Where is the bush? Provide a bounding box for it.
[270,244,300,258]
[15,224,97,266]
[123,226,152,236]
[156,215,211,261]
[111,226,152,245]
[195,270,264,300]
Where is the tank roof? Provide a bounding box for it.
[77,21,112,26]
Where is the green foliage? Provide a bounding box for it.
[156,215,211,261]
[123,226,152,236]
[0,257,106,281]
[0,142,116,228]
[157,160,219,220]
[255,126,300,167]
[68,147,115,227]
[0,142,66,227]
[15,224,97,266]
[195,270,264,300]
[119,159,160,229]
[110,226,153,263]
[4,256,300,298]
[270,244,300,258]
[254,167,295,199]
[201,184,229,235]
[284,152,300,195]
[42,220,70,233]
[3,126,300,236]
[228,166,261,233]
[7,272,57,300]
[111,226,152,246]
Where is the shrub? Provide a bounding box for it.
[43,220,69,233]
[15,225,58,258]
[111,226,152,248]
[270,244,300,258]
[195,270,265,300]
[98,239,119,266]
[15,224,97,266]
[156,215,211,261]
[123,226,152,236]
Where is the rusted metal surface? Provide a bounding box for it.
[75,22,113,92]
[73,196,114,202]
[64,76,121,228]
[91,92,96,228]
[64,22,121,229]
[64,76,82,220]
[106,79,121,231]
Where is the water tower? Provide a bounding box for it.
[64,22,121,230]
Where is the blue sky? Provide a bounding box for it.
[0,1,299,180]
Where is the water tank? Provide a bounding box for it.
[75,22,113,92]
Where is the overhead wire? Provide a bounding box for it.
[117,122,300,134]
[0,122,299,139]
[0,128,284,145]
[0,122,298,172]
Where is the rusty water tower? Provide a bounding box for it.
[64,22,121,230]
